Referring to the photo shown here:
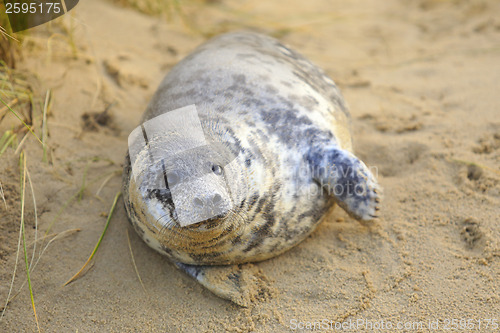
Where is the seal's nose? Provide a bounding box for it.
[189,193,231,224]
[193,194,223,208]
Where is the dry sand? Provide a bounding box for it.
[1,0,499,331]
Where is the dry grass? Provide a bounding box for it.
[109,0,211,34]
[111,0,185,18]
[0,8,119,330]
[0,12,43,329]
[126,228,147,293]
[0,3,24,68]
[107,0,317,38]
[0,64,45,148]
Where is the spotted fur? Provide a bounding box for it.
[122,31,380,304]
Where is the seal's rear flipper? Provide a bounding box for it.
[306,146,381,220]
[175,262,273,307]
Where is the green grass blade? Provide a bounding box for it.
[64,191,122,286]
[25,167,38,270]
[19,152,41,332]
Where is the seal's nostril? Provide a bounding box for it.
[213,194,222,204]
[194,198,204,207]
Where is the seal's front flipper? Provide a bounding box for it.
[175,262,273,307]
[306,146,381,220]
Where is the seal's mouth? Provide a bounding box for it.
[180,210,230,229]
[205,211,229,222]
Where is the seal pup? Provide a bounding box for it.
[123,31,381,306]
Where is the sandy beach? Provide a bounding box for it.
[1,0,499,331]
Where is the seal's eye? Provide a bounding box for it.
[166,171,180,186]
[212,165,223,175]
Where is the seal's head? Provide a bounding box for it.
[125,105,251,262]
